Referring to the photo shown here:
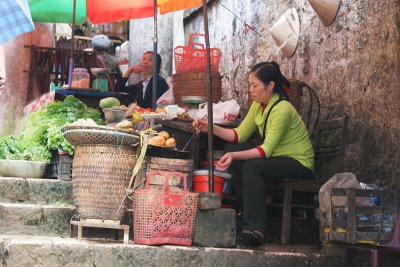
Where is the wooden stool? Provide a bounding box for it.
[70,218,130,244]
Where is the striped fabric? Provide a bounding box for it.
[0,0,35,44]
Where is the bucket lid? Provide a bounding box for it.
[193,169,232,179]
[91,67,110,74]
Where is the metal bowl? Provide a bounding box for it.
[103,108,126,123]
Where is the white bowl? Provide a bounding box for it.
[0,159,47,178]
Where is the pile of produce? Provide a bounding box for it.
[0,96,103,162]
[0,135,50,162]
[20,95,104,155]
[149,131,176,147]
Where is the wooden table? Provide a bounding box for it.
[55,88,130,108]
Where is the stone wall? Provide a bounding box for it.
[128,14,174,82]
[0,24,54,135]
[184,0,400,186]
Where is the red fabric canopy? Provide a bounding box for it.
[87,0,155,24]
[87,0,202,24]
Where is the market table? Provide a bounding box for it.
[156,120,238,169]
[24,89,130,115]
[54,89,130,108]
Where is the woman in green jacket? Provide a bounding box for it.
[193,61,314,246]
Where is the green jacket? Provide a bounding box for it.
[235,93,314,170]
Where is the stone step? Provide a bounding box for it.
[0,235,344,267]
[0,177,73,204]
[0,202,75,236]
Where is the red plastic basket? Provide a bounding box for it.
[174,33,221,73]
[133,170,198,246]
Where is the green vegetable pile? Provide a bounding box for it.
[0,135,51,162]
[0,96,104,162]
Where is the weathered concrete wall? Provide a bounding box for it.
[184,0,400,186]
[0,24,53,135]
[128,14,174,83]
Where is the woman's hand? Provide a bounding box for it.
[123,65,143,77]
[192,119,208,133]
[215,152,234,171]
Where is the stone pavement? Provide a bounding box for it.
[0,235,345,267]
[0,177,345,266]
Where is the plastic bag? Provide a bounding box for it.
[319,173,371,220]
[115,41,130,62]
[195,99,240,125]
[157,88,175,105]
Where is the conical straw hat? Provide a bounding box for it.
[308,0,340,26]
[269,8,300,58]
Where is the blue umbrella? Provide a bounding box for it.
[0,0,35,44]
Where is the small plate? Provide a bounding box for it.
[140,113,177,120]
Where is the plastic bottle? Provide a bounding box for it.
[49,75,56,91]
[49,81,56,92]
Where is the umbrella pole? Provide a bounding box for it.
[67,0,77,88]
[202,0,214,193]
[152,0,158,110]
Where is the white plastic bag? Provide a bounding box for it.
[156,88,175,105]
[319,173,371,221]
[115,41,130,62]
[195,99,240,125]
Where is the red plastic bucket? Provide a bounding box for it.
[192,170,231,196]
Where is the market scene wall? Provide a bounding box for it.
[0,24,53,135]
[182,0,400,186]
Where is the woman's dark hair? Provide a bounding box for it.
[144,51,162,74]
[249,61,290,101]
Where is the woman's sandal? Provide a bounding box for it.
[241,229,266,246]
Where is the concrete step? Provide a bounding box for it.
[0,235,344,267]
[0,177,73,205]
[0,203,75,236]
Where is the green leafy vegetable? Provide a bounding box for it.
[20,96,104,155]
[0,135,50,162]
[8,96,104,158]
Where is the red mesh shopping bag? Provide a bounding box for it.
[174,33,221,73]
[133,170,199,246]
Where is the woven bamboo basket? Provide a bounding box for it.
[72,145,137,220]
[62,125,140,147]
[172,72,222,106]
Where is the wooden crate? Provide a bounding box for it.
[319,188,397,244]
[135,156,194,191]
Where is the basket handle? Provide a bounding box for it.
[189,42,205,49]
[145,170,188,193]
[188,33,206,48]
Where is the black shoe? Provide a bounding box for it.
[241,229,265,246]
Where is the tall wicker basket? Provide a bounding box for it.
[172,71,222,106]
[72,145,137,220]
